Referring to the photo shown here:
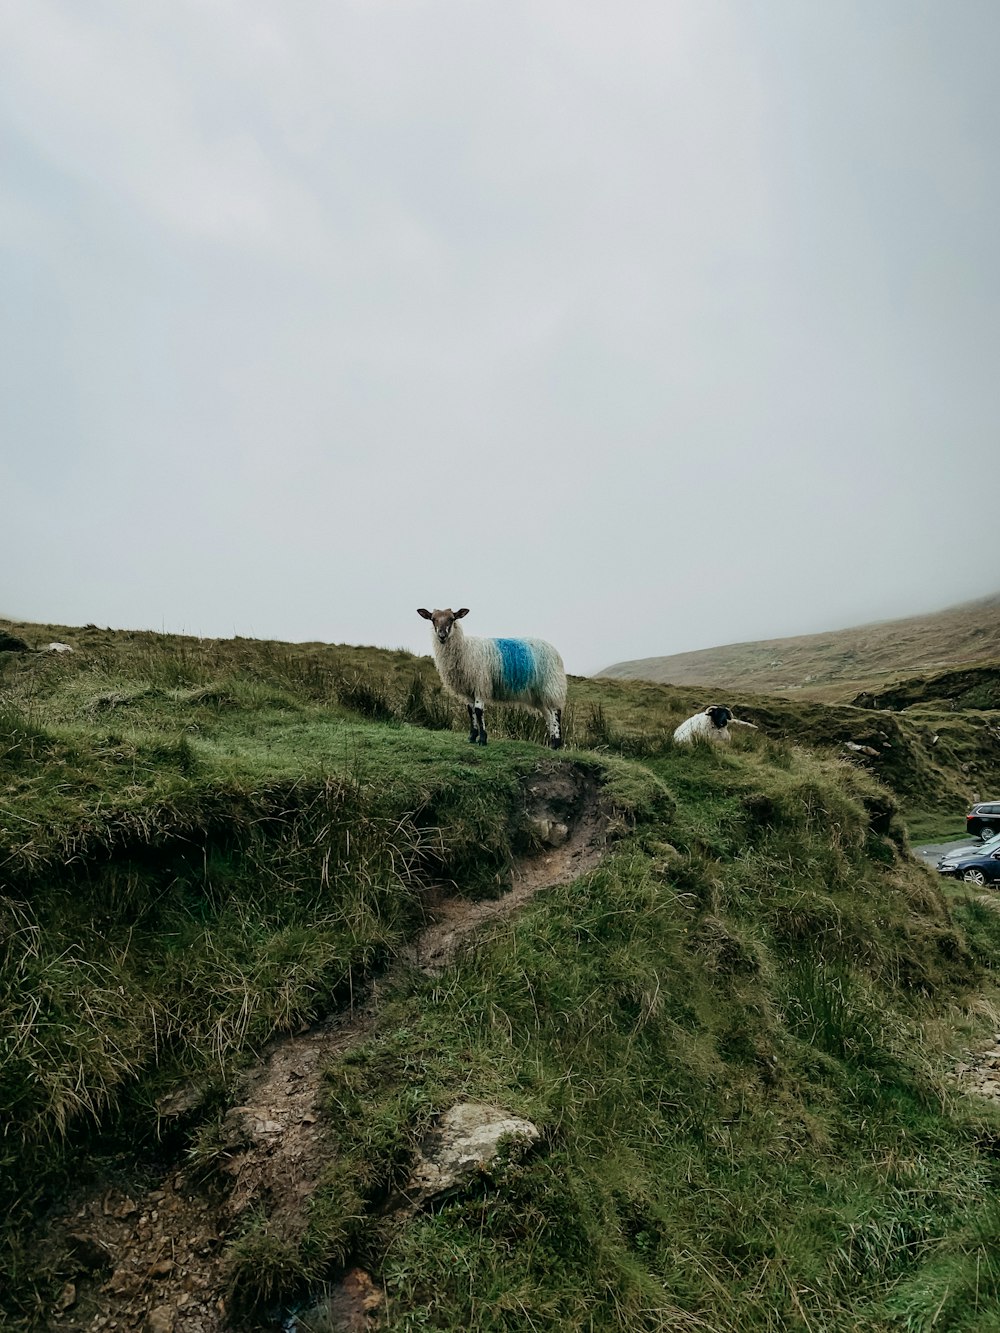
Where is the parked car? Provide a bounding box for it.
[937,843,1000,886]
[938,832,1000,872]
[966,802,1000,841]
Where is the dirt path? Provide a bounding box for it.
[45,766,608,1333]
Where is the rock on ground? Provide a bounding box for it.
[408,1101,540,1204]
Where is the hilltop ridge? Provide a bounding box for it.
[598,591,1000,700]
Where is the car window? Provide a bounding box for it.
[984,834,1000,854]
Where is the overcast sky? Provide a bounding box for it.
[2,1,998,674]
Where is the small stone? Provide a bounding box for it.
[527,816,570,848]
[146,1308,175,1333]
[301,1268,383,1331]
[103,1268,138,1297]
[55,1282,77,1312]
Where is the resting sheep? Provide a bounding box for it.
[417,607,567,748]
[673,705,758,746]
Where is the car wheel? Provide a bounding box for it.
[963,868,988,886]
[981,825,998,841]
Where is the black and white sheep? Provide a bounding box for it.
[417,607,567,748]
[673,705,758,745]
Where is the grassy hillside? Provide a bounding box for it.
[4,620,1000,1330]
[598,592,1000,701]
[566,675,1000,844]
[853,662,1000,714]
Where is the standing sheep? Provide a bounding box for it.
[673,705,758,746]
[417,607,567,749]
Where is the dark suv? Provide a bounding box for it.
[967,802,1000,840]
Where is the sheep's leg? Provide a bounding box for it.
[545,707,563,750]
[475,700,487,746]
[467,704,479,744]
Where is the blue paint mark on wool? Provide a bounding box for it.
[494,639,536,696]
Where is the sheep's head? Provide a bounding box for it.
[706,705,733,728]
[417,607,469,643]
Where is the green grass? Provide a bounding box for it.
[301,825,991,1331]
[2,619,1000,1329]
[907,810,974,846]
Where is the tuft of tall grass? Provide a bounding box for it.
[395,671,455,732]
[331,671,398,724]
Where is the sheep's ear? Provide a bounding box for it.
[417,608,432,620]
[455,607,470,618]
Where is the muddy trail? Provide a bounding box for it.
[42,766,609,1333]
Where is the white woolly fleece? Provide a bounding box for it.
[673,711,732,745]
[673,710,758,745]
[430,623,566,713]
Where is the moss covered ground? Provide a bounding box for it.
[2,621,1000,1330]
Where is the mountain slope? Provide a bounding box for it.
[3,618,1000,1330]
[598,592,1000,700]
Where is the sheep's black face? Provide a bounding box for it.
[707,706,732,728]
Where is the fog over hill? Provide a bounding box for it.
[597,592,1000,700]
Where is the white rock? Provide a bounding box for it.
[254,1118,284,1136]
[409,1102,540,1203]
[527,817,570,848]
[47,642,74,653]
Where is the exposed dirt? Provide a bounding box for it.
[42,765,608,1333]
[949,1035,1000,1103]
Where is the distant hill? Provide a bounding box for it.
[598,592,1000,701]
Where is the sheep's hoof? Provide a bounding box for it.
[549,737,563,750]
[477,734,488,746]
[468,732,478,744]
